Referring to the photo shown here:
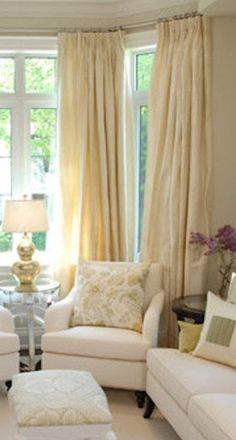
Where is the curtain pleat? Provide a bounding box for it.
[54,31,135,294]
[141,16,212,346]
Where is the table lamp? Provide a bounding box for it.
[2,197,49,292]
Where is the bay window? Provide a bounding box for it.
[0,49,57,255]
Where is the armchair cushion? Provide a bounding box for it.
[42,326,150,361]
[0,331,20,355]
[71,262,149,332]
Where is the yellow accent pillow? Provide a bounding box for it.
[71,263,149,332]
[178,321,203,353]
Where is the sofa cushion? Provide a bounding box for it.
[147,348,236,413]
[188,394,236,440]
[71,262,149,332]
[0,331,19,355]
[42,326,149,361]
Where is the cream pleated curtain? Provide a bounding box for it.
[55,31,135,294]
[141,16,211,346]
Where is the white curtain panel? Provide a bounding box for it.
[54,31,135,295]
[141,16,212,346]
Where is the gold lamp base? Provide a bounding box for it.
[12,233,40,292]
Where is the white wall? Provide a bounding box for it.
[207,17,236,292]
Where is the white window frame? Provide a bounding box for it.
[0,38,57,266]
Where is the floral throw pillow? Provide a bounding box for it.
[70,263,149,332]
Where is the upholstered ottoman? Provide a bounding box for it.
[8,370,116,440]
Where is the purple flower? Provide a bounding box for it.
[190,232,218,254]
[190,225,236,254]
[189,232,209,246]
[216,225,236,252]
[190,225,236,299]
[204,238,218,255]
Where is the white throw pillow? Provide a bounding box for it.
[71,262,149,332]
[227,272,236,304]
[192,291,236,368]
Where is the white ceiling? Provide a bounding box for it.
[0,0,234,33]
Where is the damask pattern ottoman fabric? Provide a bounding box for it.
[8,370,112,427]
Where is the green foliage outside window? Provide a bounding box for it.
[31,108,57,170]
[135,51,155,250]
[136,52,154,91]
[0,108,12,252]
[25,58,56,94]
[138,106,148,248]
[0,58,15,93]
[0,109,11,155]
[0,232,12,252]
[32,232,47,251]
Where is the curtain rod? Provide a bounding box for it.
[0,11,201,37]
[121,11,200,31]
[60,11,201,33]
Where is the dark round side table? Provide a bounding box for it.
[172,294,207,324]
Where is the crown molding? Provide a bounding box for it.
[0,1,199,33]
[0,0,198,20]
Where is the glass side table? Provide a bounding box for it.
[0,278,60,371]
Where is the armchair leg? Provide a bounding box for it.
[135,391,146,408]
[143,395,155,418]
[5,381,12,391]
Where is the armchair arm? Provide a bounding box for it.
[142,290,165,347]
[0,306,15,333]
[44,287,77,333]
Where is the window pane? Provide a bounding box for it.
[136,52,154,91]
[0,58,15,93]
[32,232,46,251]
[0,109,11,156]
[31,195,48,252]
[0,159,11,193]
[31,108,56,158]
[30,108,56,252]
[30,108,56,193]
[25,58,56,94]
[138,105,148,249]
[0,197,12,252]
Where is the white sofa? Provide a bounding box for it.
[0,306,20,383]
[42,262,164,399]
[145,348,236,440]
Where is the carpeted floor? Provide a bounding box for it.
[0,383,180,440]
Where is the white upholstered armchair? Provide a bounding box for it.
[42,262,164,404]
[0,306,20,383]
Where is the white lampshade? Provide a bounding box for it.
[2,199,49,233]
